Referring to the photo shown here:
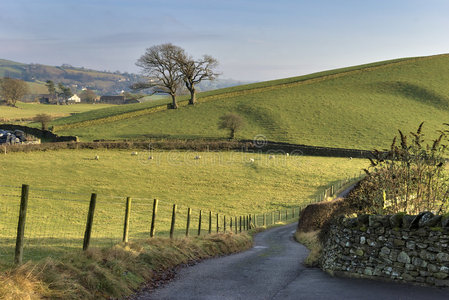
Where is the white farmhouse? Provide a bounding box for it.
[68,94,81,103]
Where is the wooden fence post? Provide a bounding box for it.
[83,193,97,251]
[263,213,266,226]
[216,213,219,233]
[271,211,274,225]
[285,209,288,220]
[224,215,226,232]
[235,217,237,234]
[278,211,281,222]
[186,207,191,237]
[170,204,177,239]
[122,197,131,243]
[150,199,158,238]
[239,216,242,232]
[198,210,202,236]
[14,184,29,264]
[208,211,212,234]
[230,217,233,231]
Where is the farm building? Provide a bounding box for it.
[39,94,57,104]
[99,95,140,104]
[99,95,125,104]
[68,94,81,103]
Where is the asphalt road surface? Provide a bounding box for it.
[135,222,449,300]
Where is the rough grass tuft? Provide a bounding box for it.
[1,233,252,299]
[295,230,322,267]
[0,262,52,299]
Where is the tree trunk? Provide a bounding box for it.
[171,94,178,109]
[230,129,235,139]
[189,87,196,105]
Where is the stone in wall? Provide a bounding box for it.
[320,212,449,287]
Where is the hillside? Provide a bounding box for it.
[0,59,252,96]
[55,54,449,150]
[0,59,143,94]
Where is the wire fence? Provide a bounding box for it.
[0,173,362,266]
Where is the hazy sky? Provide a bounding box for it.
[1,0,449,81]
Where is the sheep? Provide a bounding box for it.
[131,152,138,156]
[148,156,154,160]
[94,155,99,160]
[269,155,274,159]
[286,153,289,157]
[249,158,255,163]
[194,155,201,160]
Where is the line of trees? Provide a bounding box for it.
[133,43,219,109]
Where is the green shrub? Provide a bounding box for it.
[361,122,449,214]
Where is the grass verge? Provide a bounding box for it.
[294,230,322,267]
[0,233,252,299]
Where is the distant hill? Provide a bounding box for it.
[0,59,143,95]
[0,59,250,95]
[53,53,449,150]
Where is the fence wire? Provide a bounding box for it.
[23,191,90,262]
[0,174,362,265]
[0,188,21,264]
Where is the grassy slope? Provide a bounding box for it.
[0,150,366,264]
[0,102,115,121]
[51,98,170,126]
[50,56,414,127]
[57,54,449,149]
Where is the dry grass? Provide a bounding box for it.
[0,263,52,299]
[295,230,322,267]
[0,233,252,299]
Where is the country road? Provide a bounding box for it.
[134,222,449,300]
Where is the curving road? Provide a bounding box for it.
[134,222,449,300]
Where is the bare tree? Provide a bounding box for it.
[33,113,53,130]
[218,113,245,139]
[176,53,219,105]
[134,43,183,109]
[0,77,29,107]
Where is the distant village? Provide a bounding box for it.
[37,93,141,105]
[32,83,143,105]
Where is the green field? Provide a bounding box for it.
[0,102,114,122]
[54,54,449,149]
[0,149,366,265]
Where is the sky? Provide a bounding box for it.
[1,0,449,81]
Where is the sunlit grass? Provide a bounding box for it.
[0,102,114,122]
[0,149,367,265]
[57,54,449,149]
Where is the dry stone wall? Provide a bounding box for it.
[321,212,449,287]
